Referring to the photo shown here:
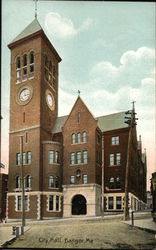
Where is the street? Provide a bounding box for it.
[6,218,156,249]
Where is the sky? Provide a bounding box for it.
[1,0,156,190]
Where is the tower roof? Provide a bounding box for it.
[9,18,42,46]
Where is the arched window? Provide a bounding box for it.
[29,51,34,78]
[82,131,86,143]
[55,176,59,188]
[72,133,75,144]
[26,175,31,188]
[77,132,81,143]
[49,176,54,188]
[23,54,27,80]
[16,56,21,83]
[116,177,121,189]
[16,176,21,189]
[109,177,115,189]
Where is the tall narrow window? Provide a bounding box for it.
[26,175,31,188]
[29,51,34,78]
[16,56,21,83]
[55,176,59,188]
[112,136,119,145]
[49,61,52,85]
[83,174,88,184]
[49,195,54,211]
[116,197,122,209]
[25,132,28,143]
[83,151,88,164]
[17,196,22,211]
[77,151,81,164]
[70,152,75,165]
[108,197,114,209]
[77,133,81,143]
[23,54,27,80]
[27,151,31,164]
[116,153,121,165]
[16,176,21,188]
[72,133,76,144]
[70,176,75,184]
[116,177,121,189]
[109,177,115,189]
[55,151,59,163]
[82,131,86,143]
[23,152,26,165]
[16,153,20,165]
[25,196,28,210]
[49,150,54,164]
[49,176,54,188]
[110,154,114,166]
[78,112,80,123]
[56,196,59,211]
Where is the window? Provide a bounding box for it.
[56,196,59,211]
[17,196,22,211]
[77,133,81,143]
[116,177,121,189]
[25,196,28,210]
[83,174,88,184]
[16,153,20,165]
[25,132,28,143]
[70,176,75,184]
[49,195,54,211]
[49,61,52,84]
[72,133,76,144]
[108,197,114,209]
[23,152,26,165]
[83,151,88,164]
[76,169,81,180]
[78,112,80,123]
[110,154,114,166]
[116,153,121,165]
[70,152,75,165]
[116,197,122,209]
[29,51,34,78]
[82,131,86,143]
[49,150,54,164]
[55,151,59,163]
[49,176,54,188]
[16,176,21,188]
[23,54,27,80]
[112,136,119,145]
[16,56,21,83]
[109,177,115,189]
[27,152,31,164]
[26,175,31,188]
[77,151,81,164]
[55,176,59,188]
[97,134,101,144]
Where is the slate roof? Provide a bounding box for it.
[9,18,42,44]
[52,111,128,134]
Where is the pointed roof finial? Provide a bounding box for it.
[34,0,38,19]
[131,101,136,112]
[78,90,80,96]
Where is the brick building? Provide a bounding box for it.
[0,170,8,221]
[7,18,147,220]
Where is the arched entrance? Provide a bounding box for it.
[72,194,87,215]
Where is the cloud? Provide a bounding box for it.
[45,12,92,39]
[90,47,155,92]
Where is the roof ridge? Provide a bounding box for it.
[97,111,126,119]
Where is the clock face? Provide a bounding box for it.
[45,90,55,111]
[47,93,53,107]
[19,88,30,101]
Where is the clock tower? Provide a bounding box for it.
[7,18,62,220]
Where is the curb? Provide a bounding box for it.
[0,236,16,249]
[132,225,156,235]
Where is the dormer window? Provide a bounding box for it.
[29,51,34,78]
[22,54,27,80]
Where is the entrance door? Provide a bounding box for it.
[72,195,87,215]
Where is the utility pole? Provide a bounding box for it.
[124,102,138,221]
[20,135,25,234]
[101,134,104,216]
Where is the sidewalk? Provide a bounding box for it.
[0,226,30,248]
[123,218,156,234]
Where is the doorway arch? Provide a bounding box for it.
[72,194,87,215]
